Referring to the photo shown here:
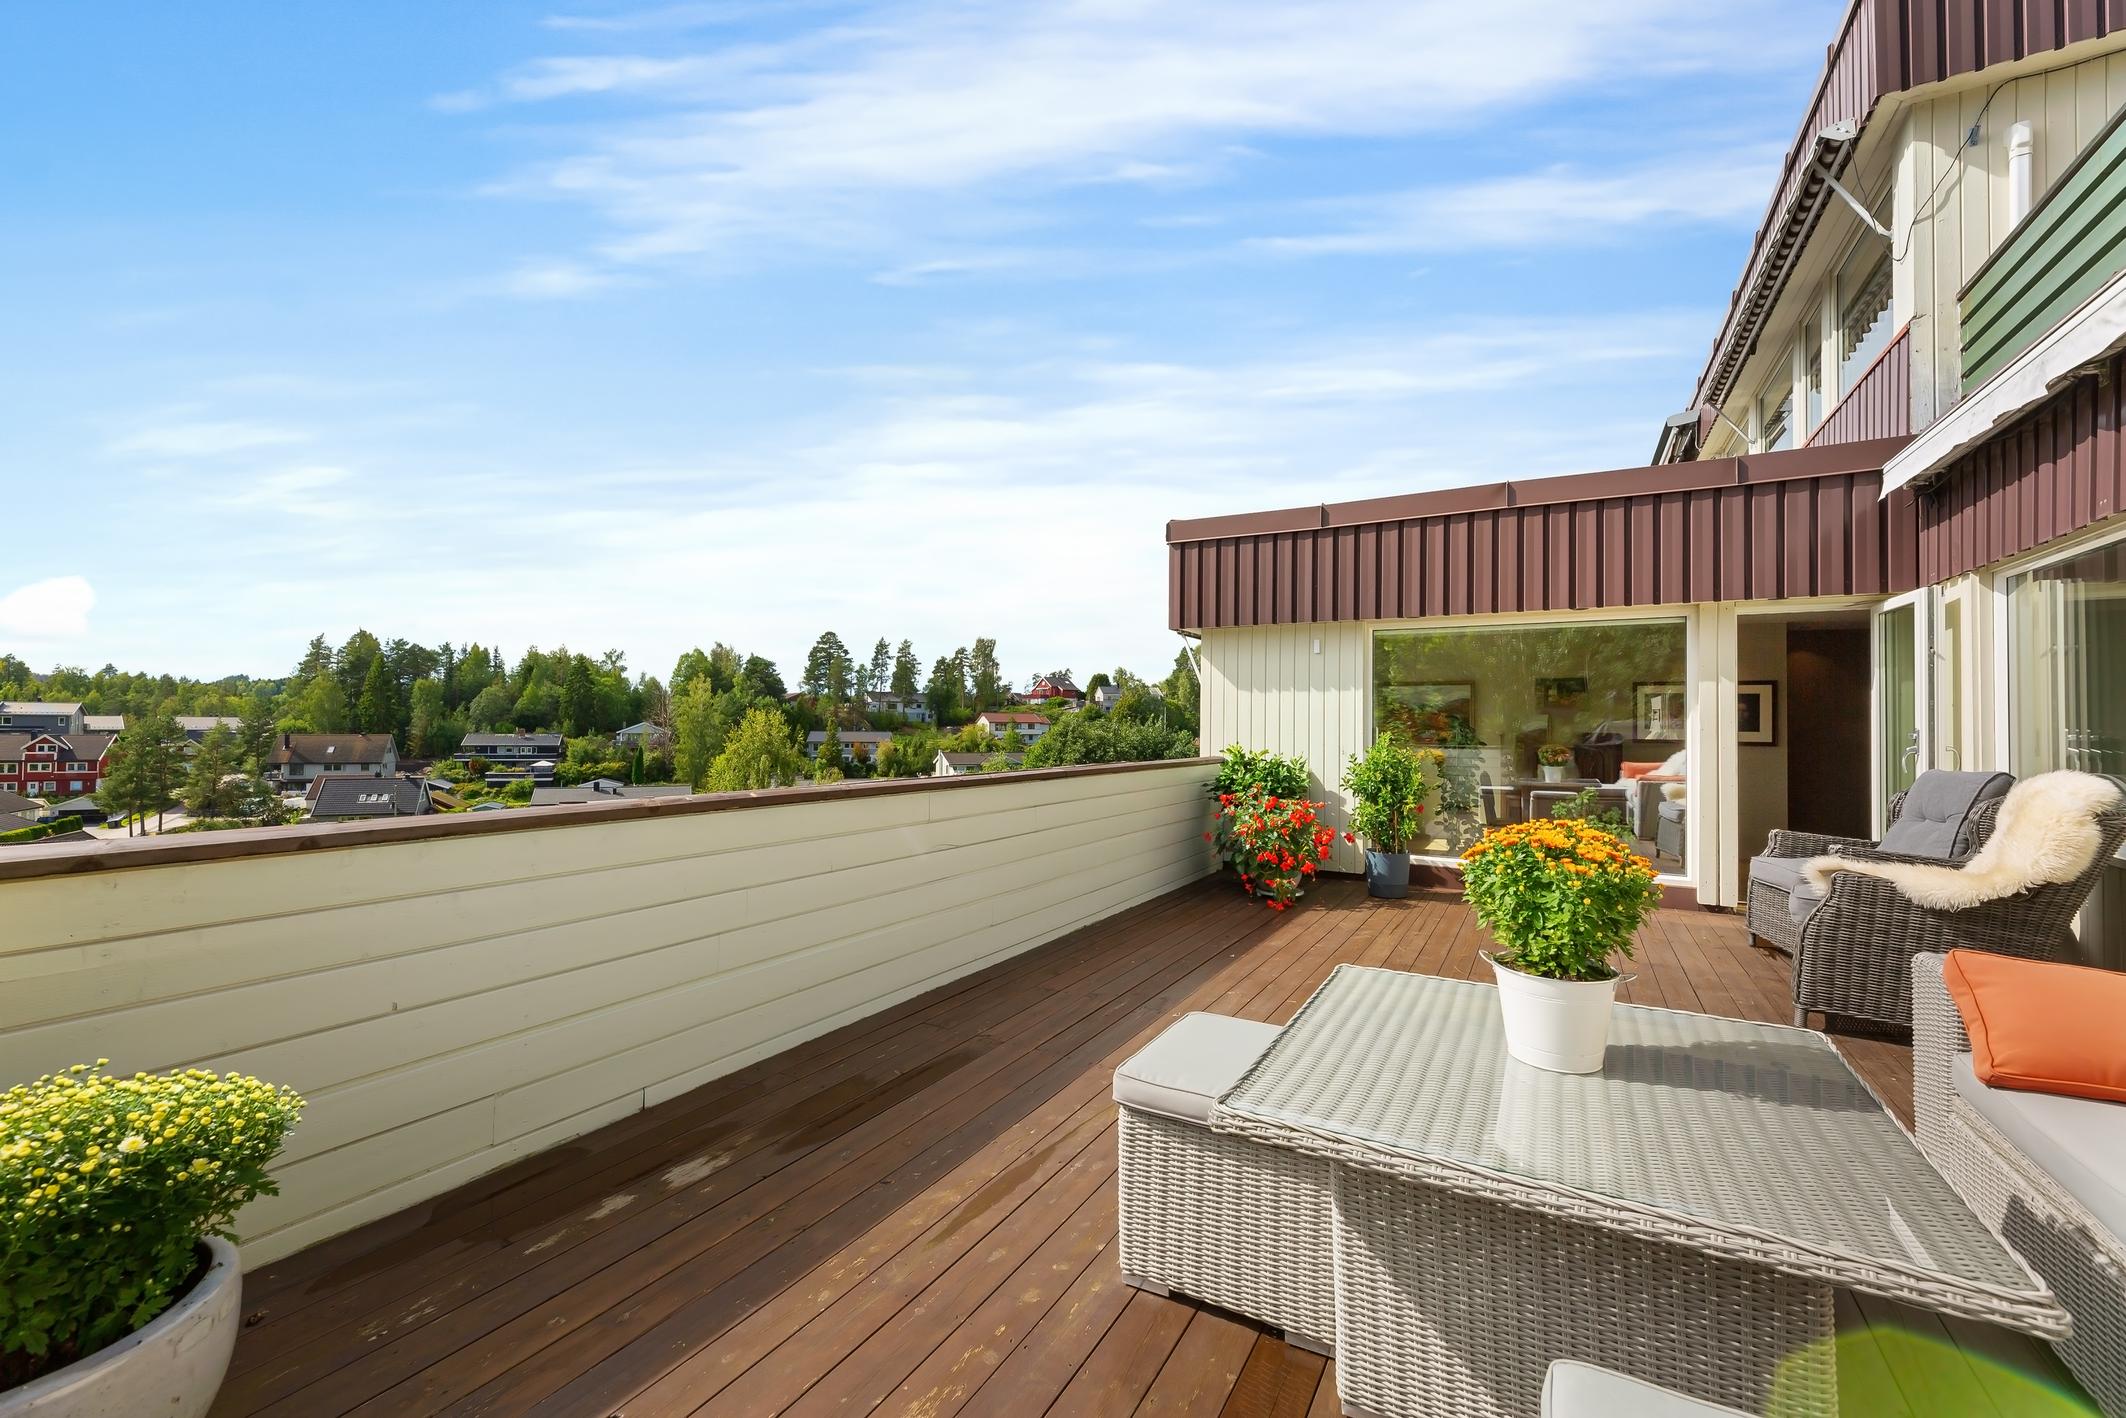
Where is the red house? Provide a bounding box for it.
[0,730,115,800]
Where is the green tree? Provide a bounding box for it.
[890,640,920,698]
[105,710,188,832]
[875,728,942,778]
[182,725,245,819]
[236,690,278,773]
[739,654,785,701]
[968,638,1006,712]
[628,742,647,785]
[1021,714,1195,768]
[559,654,598,736]
[1161,649,1200,735]
[813,719,842,780]
[356,655,398,736]
[868,639,891,697]
[802,632,853,701]
[465,680,513,731]
[925,655,965,725]
[335,629,384,710]
[708,642,744,694]
[288,670,349,733]
[671,647,713,700]
[706,707,806,791]
[94,735,150,836]
[671,677,732,789]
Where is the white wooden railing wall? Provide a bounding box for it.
[0,760,1217,1262]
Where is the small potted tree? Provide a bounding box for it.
[1536,743,1572,782]
[1341,733,1432,899]
[1,1063,303,1417]
[1460,818,1662,1072]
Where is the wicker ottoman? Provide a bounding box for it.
[1541,1360,1756,1416]
[1114,1012,1335,1353]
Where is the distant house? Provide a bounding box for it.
[265,732,399,788]
[0,788,40,818]
[0,730,115,799]
[1089,684,1123,712]
[933,750,1024,777]
[456,732,565,764]
[50,794,107,825]
[805,729,896,764]
[529,782,693,806]
[308,775,431,821]
[0,811,36,834]
[864,692,931,724]
[613,722,672,750]
[0,701,85,735]
[84,713,125,734]
[175,715,244,742]
[1025,675,1082,707]
[974,710,1050,743]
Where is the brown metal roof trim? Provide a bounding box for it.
[1168,439,1919,631]
[1676,0,2124,438]
[0,756,1218,884]
[1918,349,2126,582]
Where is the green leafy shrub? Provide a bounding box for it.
[1340,734,1432,852]
[1,1064,303,1386]
[1019,715,1194,768]
[0,817,80,845]
[1210,744,1309,801]
[1459,818,1660,981]
[1536,743,1572,767]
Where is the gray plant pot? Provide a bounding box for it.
[0,1236,240,1418]
[1364,846,1411,899]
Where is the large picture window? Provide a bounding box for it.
[2007,535,2126,778]
[1372,619,1689,868]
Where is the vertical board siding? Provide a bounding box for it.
[1171,459,1920,632]
[1962,102,2126,386]
[1199,623,1368,874]
[1808,327,1914,447]
[0,764,1219,1263]
[1901,50,2126,428]
[1919,350,2126,579]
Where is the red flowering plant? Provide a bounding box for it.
[1207,787,1351,911]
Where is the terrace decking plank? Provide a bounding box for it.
[214,882,2085,1418]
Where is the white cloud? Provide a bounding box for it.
[495,257,634,299]
[221,464,355,516]
[107,419,310,459]
[1254,147,1786,255]
[454,0,1806,266]
[0,577,96,640]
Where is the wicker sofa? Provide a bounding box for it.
[1914,953,2126,1416]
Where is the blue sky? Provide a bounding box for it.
[2,1,1839,687]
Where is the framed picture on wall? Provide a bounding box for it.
[1737,681,1778,745]
[1380,683,1475,744]
[1632,682,1687,741]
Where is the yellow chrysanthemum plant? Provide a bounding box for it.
[0,1062,303,1387]
[1459,816,1663,981]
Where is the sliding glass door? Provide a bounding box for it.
[1873,590,1926,830]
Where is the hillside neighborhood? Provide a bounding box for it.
[0,639,1198,842]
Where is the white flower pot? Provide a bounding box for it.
[1484,951,1626,1074]
[1538,764,1566,782]
[0,1237,240,1418]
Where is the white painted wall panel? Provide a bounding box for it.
[0,763,1216,1262]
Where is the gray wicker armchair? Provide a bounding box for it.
[1752,784,2126,1032]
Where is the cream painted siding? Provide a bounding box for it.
[1199,623,1369,873]
[1897,49,2126,427]
[0,763,1216,1263]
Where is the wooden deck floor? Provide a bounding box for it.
[213,879,2090,1418]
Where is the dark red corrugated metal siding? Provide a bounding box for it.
[1918,351,2126,581]
[1882,0,2126,91]
[1808,327,1912,448]
[1168,444,1922,632]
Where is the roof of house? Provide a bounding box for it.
[805,730,896,744]
[52,796,101,812]
[267,733,398,766]
[84,714,125,733]
[0,789,39,815]
[529,783,693,806]
[978,711,1049,724]
[308,776,429,819]
[459,732,565,749]
[0,812,36,833]
[937,751,1024,768]
[1030,675,1081,695]
[614,722,668,737]
[0,701,83,716]
[0,731,116,762]
[176,716,243,734]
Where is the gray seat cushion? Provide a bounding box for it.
[1877,770,2013,859]
[1113,1012,1282,1124]
[1541,1360,1753,1417]
[1748,854,1827,925]
[1658,800,1686,824]
[1954,1053,2126,1240]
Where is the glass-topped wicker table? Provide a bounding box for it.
[1209,965,2067,1418]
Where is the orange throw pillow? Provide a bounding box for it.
[1941,949,2126,1103]
[1618,761,1664,780]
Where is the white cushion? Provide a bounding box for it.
[1541,1360,1754,1417]
[1113,1012,1282,1124]
[1954,1053,2126,1240]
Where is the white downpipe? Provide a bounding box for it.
[2008,122,2035,225]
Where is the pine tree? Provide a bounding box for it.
[890,641,920,698]
[969,638,1005,712]
[868,639,890,699]
[356,655,398,737]
[236,690,277,773]
[559,654,597,736]
[629,742,646,785]
[802,632,853,701]
[815,719,842,778]
[183,725,244,819]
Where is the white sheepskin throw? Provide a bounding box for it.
[1803,770,2123,910]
